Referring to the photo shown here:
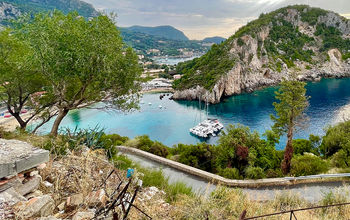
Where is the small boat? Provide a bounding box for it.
[4,115,11,118]
[159,105,163,109]
[148,102,152,105]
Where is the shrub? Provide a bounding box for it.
[218,168,241,179]
[172,143,215,172]
[166,182,193,203]
[245,166,266,179]
[290,154,329,176]
[320,121,350,157]
[330,142,350,168]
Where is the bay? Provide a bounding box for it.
[36,78,350,150]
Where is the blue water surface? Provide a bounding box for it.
[37,78,350,150]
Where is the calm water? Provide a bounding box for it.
[153,55,200,65]
[37,78,350,150]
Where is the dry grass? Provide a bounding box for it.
[167,186,350,220]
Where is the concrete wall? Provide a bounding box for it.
[116,146,350,188]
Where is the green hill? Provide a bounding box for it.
[0,0,98,18]
[203,36,226,44]
[173,5,350,103]
[120,28,209,56]
[124,25,189,41]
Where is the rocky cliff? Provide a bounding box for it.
[173,5,350,103]
[0,2,21,25]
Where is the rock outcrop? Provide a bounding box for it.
[173,6,350,103]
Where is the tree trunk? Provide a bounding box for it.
[12,112,27,130]
[50,109,69,136]
[282,128,294,174]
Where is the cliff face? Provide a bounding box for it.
[173,6,350,103]
[0,2,21,23]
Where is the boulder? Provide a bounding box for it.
[13,195,55,219]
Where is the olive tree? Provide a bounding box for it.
[21,11,142,136]
[0,29,56,131]
[271,76,309,174]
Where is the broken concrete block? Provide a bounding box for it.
[13,195,55,219]
[87,189,108,207]
[16,175,41,196]
[72,211,95,220]
[0,139,49,179]
[0,187,27,205]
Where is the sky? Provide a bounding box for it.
[83,0,350,40]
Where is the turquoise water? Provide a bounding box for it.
[37,78,350,150]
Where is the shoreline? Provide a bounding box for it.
[141,88,174,94]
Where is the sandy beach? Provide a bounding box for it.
[0,112,34,132]
[334,103,350,124]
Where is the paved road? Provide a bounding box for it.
[124,153,350,203]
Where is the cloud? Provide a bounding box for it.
[83,0,350,40]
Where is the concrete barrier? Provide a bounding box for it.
[116,146,350,188]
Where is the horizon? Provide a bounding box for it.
[84,0,350,40]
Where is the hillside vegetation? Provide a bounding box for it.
[120,28,209,56]
[124,25,189,41]
[1,0,98,18]
[173,5,350,96]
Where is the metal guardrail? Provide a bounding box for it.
[240,202,350,220]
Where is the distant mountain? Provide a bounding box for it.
[123,25,189,41]
[203,36,226,44]
[120,27,208,56]
[0,0,98,25]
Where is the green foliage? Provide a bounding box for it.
[300,7,328,25]
[315,24,350,53]
[290,154,328,176]
[19,11,142,135]
[320,121,350,157]
[293,137,320,156]
[245,166,266,179]
[237,38,245,46]
[1,0,98,22]
[0,28,52,130]
[173,43,235,90]
[218,168,241,179]
[125,135,170,158]
[124,25,189,41]
[120,28,208,57]
[271,78,309,137]
[171,143,215,172]
[265,20,314,66]
[166,182,193,203]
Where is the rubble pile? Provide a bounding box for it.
[0,139,171,220]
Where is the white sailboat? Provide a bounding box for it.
[189,95,224,138]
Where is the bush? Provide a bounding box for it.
[320,121,350,157]
[218,168,241,179]
[172,143,215,172]
[245,166,266,179]
[125,135,170,157]
[290,154,329,176]
[330,142,350,168]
